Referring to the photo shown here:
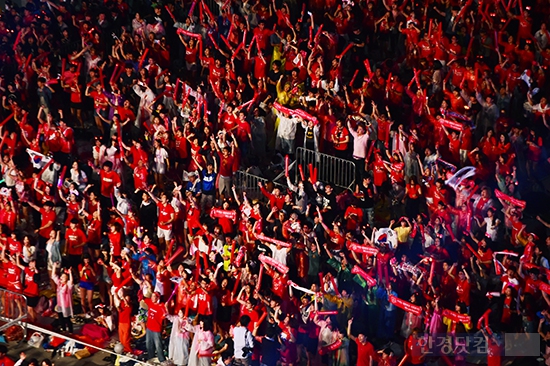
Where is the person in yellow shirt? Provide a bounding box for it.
[391,217,412,257]
[276,75,292,106]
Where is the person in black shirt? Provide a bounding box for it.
[255,326,281,366]
[267,61,283,94]
[139,190,157,236]
[302,119,319,152]
[315,183,339,224]
[356,175,376,227]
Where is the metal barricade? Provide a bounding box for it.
[0,287,28,341]
[295,147,356,190]
[234,170,288,201]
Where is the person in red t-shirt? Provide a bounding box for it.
[85,83,110,134]
[344,199,363,231]
[147,190,175,253]
[115,290,133,353]
[84,210,102,258]
[331,119,350,159]
[213,134,236,197]
[2,250,22,297]
[194,277,213,316]
[456,269,471,307]
[90,161,121,209]
[405,329,426,365]
[171,124,189,169]
[108,222,123,257]
[65,219,87,267]
[347,318,376,366]
[0,345,14,366]
[16,256,39,322]
[144,291,167,363]
[28,200,56,249]
[253,21,273,51]
[78,255,97,315]
[0,199,17,232]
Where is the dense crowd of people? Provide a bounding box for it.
[1,0,550,364]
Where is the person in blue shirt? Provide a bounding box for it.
[185,171,202,197]
[196,161,218,212]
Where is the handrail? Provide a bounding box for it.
[26,323,153,365]
[0,287,28,340]
[0,287,152,364]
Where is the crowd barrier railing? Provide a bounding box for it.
[234,170,288,201]
[295,147,356,190]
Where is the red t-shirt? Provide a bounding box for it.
[65,227,87,255]
[144,299,167,332]
[23,267,39,297]
[194,287,212,315]
[61,127,74,154]
[90,90,109,110]
[130,146,148,165]
[356,340,376,366]
[1,210,17,231]
[218,152,235,177]
[7,238,22,256]
[331,126,349,151]
[157,202,175,230]
[39,208,56,239]
[115,106,136,124]
[133,166,148,191]
[253,28,272,50]
[0,355,15,366]
[78,263,95,283]
[100,170,121,197]
[119,301,132,324]
[6,262,22,292]
[174,136,188,159]
[240,307,260,332]
[253,56,267,80]
[109,231,123,257]
[456,278,471,306]
[87,217,102,245]
[405,335,425,365]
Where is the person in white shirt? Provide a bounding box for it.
[348,120,370,182]
[232,315,255,365]
[133,82,156,127]
[274,110,301,154]
[269,242,291,267]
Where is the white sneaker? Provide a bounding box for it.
[84,312,92,319]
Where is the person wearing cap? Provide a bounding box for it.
[81,302,114,340]
[185,171,202,197]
